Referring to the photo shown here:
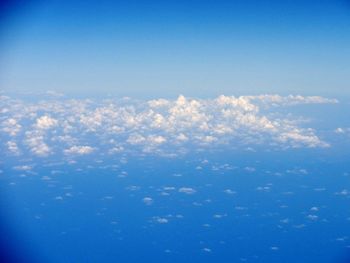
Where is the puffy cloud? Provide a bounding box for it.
[64,145,94,155]
[0,94,337,158]
[127,134,146,145]
[2,118,21,136]
[148,98,170,108]
[176,133,188,142]
[25,131,51,156]
[6,141,20,154]
[148,135,166,144]
[109,146,124,154]
[35,116,58,129]
[278,130,329,148]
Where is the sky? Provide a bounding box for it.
[2,2,350,262]
[0,0,350,98]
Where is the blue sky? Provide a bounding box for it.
[1,3,350,261]
[1,0,350,98]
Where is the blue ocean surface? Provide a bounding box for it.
[1,94,350,262]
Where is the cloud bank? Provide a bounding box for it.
[0,94,337,157]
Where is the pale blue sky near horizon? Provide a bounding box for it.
[1,0,350,98]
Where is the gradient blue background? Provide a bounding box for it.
[1,0,350,98]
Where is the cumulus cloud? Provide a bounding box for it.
[277,130,329,148]
[35,116,58,129]
[0,94,337,157]
[64,145,94,155]
[6,141,20,154]
[2,118,21,136]
[25,131,51,156]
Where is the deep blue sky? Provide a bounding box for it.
[1,0,350,98]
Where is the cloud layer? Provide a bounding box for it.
[0,94,337,157]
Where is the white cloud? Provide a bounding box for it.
[25,131,51,156]
[152,216,169,224]
[335,127,345,133]
[176,133,188,142]
[148,135,166,144]
[178,187,196,194]
[109,146,124,154]
[64,145,94,155]
[213,213,227,218]
[335,127,350,135]
[13,165,32,171]
[278,130,329,148]
[244,166,256,172]
[0,94,337,158]
[127,134,146,145]
[2,118,21,136]
[35,116,58,129]
[223,189,236,195]
[7,141,20,154]
[148,98,170,108]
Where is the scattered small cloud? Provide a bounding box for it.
[142,197,154,205]
[178,187,196,194]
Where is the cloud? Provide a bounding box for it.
[6,141,20,154]
[0,94,337,157]
[108,145,124,154]
[13,165,32,171]
[127,134,146,145]
[35,116,58,129]
[25,131,51,156]
[277,130,329,148]
[245,94,338,107]
[153,217,169,224]
[335,127,350,135]
[2,118,21,136]
[178,187,196,194]
[148,135,166,144]
[335,127,345,133]
[64,145,94,155]
[142,197,153,205]
[223,189,236,195]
